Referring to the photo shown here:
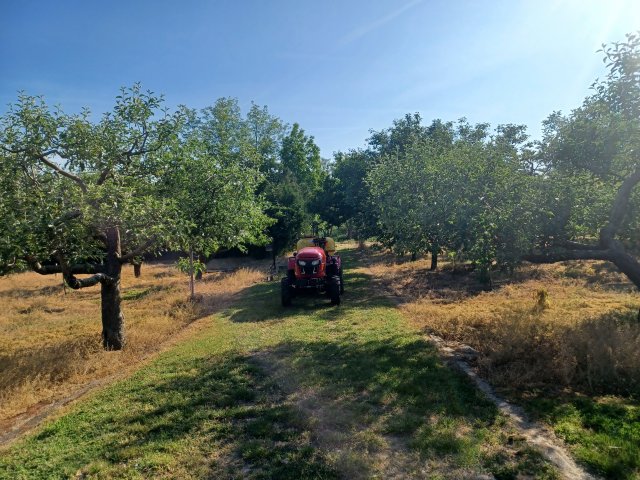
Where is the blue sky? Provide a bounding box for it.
[1,0,638,156]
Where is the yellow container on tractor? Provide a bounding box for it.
[296,236,336,254]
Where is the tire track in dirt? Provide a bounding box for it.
[0,379,107,447]
[250,349,432,480]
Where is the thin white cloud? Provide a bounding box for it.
[340,0,423,46]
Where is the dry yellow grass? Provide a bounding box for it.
[365,249,640,395]
[0,259,265,424]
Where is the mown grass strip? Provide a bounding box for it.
[0,248,557,479]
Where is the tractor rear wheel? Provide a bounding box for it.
[328,275,341,305]
[281,277,292,306]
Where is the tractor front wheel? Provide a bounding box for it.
[281,277,293,306]
[328,275,341,305]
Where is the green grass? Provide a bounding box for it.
[0,248,557,479]
[524,394,640,479]
[121,286,164,301]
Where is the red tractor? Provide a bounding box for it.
[281,237,343,306]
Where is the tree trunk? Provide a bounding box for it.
[195,255,204,280]
[430,245,438,271]
[411,252,417,262]
[101,276,124,350]
[133,262,141,278]
[102,227,124,350]
[608,249,640,289]
[479,265,493,291]
[189,248,195,299]
[347,225,354,240]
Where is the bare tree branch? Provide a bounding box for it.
[53,209,83,226]
[37,154,88,194]
[93,231,108,245]
[24,257,62,274]
[96,165,113,185]
[523,163,640,289]
[125,126,150,156]
[600,164,640,247]
[119,236,158,263]
[25,256,106,275]
[64,272,115,289]
[0,145,27,155]
[560,240,606,251]
[523,250,614,263]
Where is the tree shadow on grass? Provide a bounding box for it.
[8,351,339,480]
[256,338,553,478]
[266,336,500,446]
[346,245,638,305]
[0,284,64,299]
[2,333,556,479]
[335,246,494,306]
[3,342,496,479]
[0,246,557,479]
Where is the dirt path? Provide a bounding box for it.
[429,334,598,480]
[0,379,107,447]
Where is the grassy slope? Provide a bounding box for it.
[0,248,557,479]
[523,394,640,480]
[369,250,640,480]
